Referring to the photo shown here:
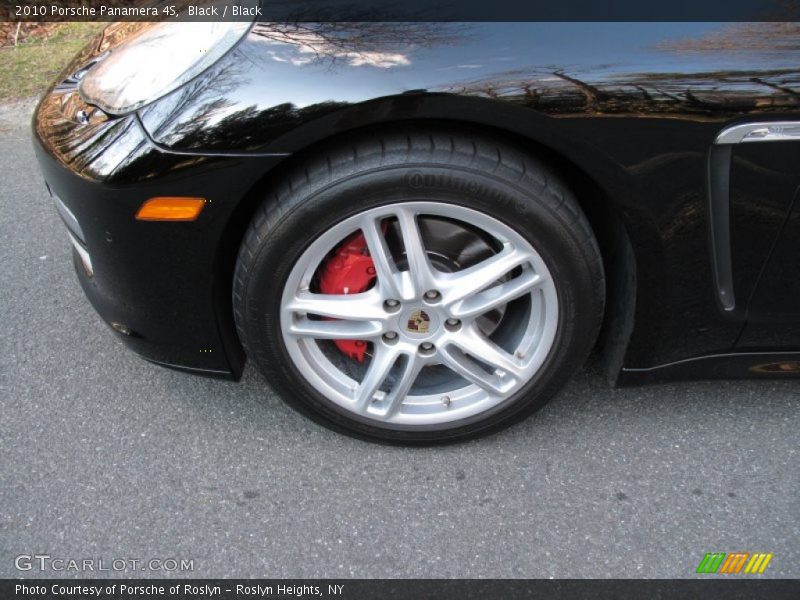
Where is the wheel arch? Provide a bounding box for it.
[215,95,638,383]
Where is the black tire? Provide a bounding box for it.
[233,127,605,444]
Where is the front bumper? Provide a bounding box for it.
[32,82,283,379]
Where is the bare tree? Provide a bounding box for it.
[250,21,466,66]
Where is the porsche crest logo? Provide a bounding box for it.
[407,309,431,334]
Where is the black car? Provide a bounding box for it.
[33,19,800,443]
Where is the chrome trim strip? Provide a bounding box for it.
[53,193,86,243]
[622,351,800,373]
[715,121,800,145]
[707,145,736,311]
[67,231,93,276]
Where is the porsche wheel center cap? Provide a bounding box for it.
[404,308,438,336]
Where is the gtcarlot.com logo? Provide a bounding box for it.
[14,554,194,572]
[696,552,773,574]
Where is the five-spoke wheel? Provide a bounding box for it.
[280,202,559,425]
[234,129,604,443]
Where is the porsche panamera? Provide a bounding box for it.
[33,19,800,442]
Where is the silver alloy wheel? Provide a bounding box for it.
[280,202,559,426]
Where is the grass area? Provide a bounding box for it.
[0,23,105,102]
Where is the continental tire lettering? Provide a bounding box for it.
[404,172,484,196]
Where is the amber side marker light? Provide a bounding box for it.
[136,197,206,221]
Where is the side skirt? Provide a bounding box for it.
[618,351,800,384]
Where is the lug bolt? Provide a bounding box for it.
[384,299,401,312]
[445,318,461,331]
[383,332,398,343]
[424,290,441,302]
[419,342,435,355]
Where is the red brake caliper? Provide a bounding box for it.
[318,231,378,362]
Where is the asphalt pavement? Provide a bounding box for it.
[1,103,798,578]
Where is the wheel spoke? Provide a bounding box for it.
[438,346,506,395]
[354,345,399,411]
[449,327,525,381]
[395,207,436,296]
[441,245,532,305]
[450,269,544,318]
[373,352,424,419]
[360,216,404,299]
[288,317,382,340]
[286,290,385,321]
